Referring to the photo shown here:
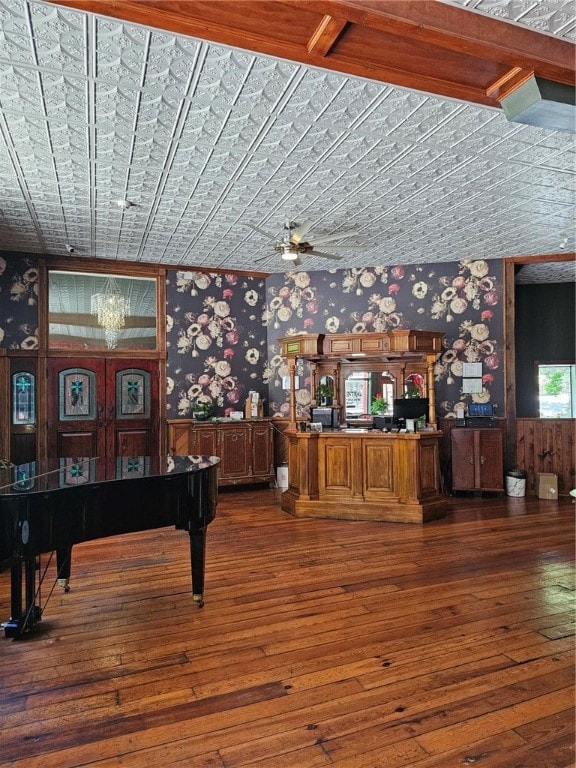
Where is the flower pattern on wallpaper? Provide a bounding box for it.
[166,270,268,417]
[265,259,503,418]
[0,255,39,349]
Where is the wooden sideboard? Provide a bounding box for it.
[167,419,274,487]
[281,428,445,523]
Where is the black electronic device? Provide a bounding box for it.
[467,403,495,418]
[310,406,339,429]
[373,415,394,431]
[465,402,496,427]
[393,397,429,426]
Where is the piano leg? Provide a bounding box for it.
[189,527,207,608]
[3,558,42,639]
[56,546,72,592]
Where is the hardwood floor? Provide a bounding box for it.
[0,490,574,767]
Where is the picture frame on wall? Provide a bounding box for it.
[462,362,482,378]
[462,378,483,394]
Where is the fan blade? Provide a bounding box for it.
[253,252,275,263]
[304,244,355,250]
[311,250,342,261]
[246,223,279,242]
[290,219,314,244]
[307,229,358,246]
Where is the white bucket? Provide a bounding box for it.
[506,475,526,497]
[276,464,289,489]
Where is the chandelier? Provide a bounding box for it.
[90,276,130,349]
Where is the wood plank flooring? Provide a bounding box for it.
[0,490,574,767]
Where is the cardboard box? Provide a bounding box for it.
[537,473,558,500]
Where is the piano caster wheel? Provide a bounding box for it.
[58,578,70,593]
[193,594,204,608]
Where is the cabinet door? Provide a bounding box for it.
[451,429,475,490]
[193,425,218,457]
[477,430,503,490]
[219,425,251,482]
[169,423,193,454]
[251,422,273,478]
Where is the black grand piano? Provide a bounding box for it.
[0,454,219,638]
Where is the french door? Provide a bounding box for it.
[47,358,159,459]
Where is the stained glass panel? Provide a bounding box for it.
[116,369,150,418]
[12,462,37,491]
[59,369,96,420]
[59,457,95,486]
[116,456,149,479]
[12,372,35,425]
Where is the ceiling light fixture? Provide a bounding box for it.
[90,276,131,350]
[281,245,300,261]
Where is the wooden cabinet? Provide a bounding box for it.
[167,419,274,487]
[451,428,503,492]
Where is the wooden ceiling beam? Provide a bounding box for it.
[46,0,575,110]
[486,68,535,101]
[307,15,349,57]
[315,0,575,79]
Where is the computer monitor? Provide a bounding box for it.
[393,398,429,424]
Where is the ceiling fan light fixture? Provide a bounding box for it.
[281,246,300,261]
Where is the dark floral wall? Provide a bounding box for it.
[264,259,504,419]
[0,254,39,349]
[166,270,269,417]
[1,255,504,424]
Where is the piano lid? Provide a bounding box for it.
[0,455,220,495]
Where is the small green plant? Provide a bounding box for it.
[192,400,213,420]
[370,395,388,415]
[316,382,334,402]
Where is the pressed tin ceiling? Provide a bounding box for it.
[0,0,574,278]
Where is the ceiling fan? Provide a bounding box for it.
[247,219,358,266]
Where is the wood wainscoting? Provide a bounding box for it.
[516,418,576,494]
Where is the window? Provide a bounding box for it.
[538,364,575,418]
[48,271,157,351]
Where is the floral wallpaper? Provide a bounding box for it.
[166,270,269,417]
[0,254,39,349]
[1,255,504,424]
[264,259,504,419]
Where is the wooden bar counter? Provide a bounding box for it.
[281,428,445,524]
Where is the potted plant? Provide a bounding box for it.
[192,400,213,421]
[370,395,388,415]
[405,384,421,398]
[316,382,334,405]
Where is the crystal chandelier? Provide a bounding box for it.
[90,276,130,349]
